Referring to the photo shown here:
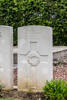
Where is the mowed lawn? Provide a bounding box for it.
[0,99,21,100]
[0,99,29,100]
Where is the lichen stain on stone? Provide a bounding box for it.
[18,78,43,92]
[0,81,11,90]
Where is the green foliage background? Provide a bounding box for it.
[0,0,67,45]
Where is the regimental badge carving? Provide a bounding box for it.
[27,51,40,66]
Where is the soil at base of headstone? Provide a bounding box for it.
[0,89,45,100]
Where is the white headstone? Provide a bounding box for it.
[0,25,13,89]
[18,26,53,92]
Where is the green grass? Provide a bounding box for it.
[0,99,29,100]
[0,98,19,100]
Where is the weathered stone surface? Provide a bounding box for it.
[0,25,13,89]
[18,26,53,92]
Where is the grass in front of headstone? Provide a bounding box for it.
[0,98,29,100]
[0,98,20,100]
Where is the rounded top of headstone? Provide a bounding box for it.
[0,25,12,29]
[18,25,52,30]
